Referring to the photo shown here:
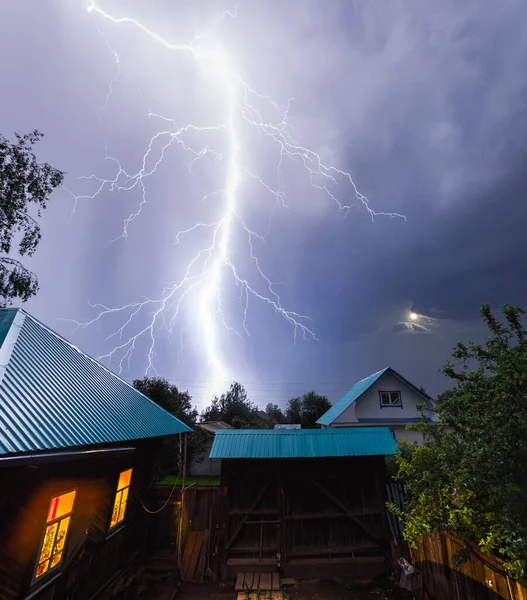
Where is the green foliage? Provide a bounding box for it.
[265,402,286,424]
[285,391,331,428]
[133,377,206,475]
[285,397,302,424]
[0,131,64,305]
[134,376,197,422]
[393,303,527,581]
[156,476,220,487]
[201,381,268,428]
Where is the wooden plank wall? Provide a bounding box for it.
[410,533,527,600]
[149,485,221,582]
[220,457,390,580]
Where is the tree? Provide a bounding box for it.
[133,377,204,475]
[285,397,302,424]
[134,376,197,424]
[285,391,331,428]
[392,303,527,580]
[201,381,259,428]
[265,402,286,424]
[0,131,64,305]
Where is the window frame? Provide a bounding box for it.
[32,489,76,586]
[108,468,133,534]
[379,390,403,409]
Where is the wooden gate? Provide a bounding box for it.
[221,457,389,579]
[224,467,282,571]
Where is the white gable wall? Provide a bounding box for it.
[331,373,426,443]
[356,373,424,420]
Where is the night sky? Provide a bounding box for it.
[1,0,526,409]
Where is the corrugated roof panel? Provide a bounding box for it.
[316,368,388,425]
[0,309,192,456]
[209,427,397,459]
[0,309,17,349]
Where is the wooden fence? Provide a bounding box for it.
[146,485,222,583]
[410,533,527,600]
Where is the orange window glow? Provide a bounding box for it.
[35,491,75,580]
[109,468,132,529]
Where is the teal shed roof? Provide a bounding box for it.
[0,309,192,456]
[209,427,397,459]
[316,366,430,426]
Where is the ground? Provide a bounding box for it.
[174,579,407,600]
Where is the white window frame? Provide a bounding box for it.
[379,390,402,408]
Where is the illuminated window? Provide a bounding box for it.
[109,468,132,529]
[34,490,76,580]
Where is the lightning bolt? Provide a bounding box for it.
[69,1,405,399]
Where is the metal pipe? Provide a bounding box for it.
[177,433,187,570]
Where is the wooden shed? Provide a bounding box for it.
[0,309,192,599]
[210,428,397,580]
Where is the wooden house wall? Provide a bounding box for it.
[0,438,162,600]
[220,456,390,580]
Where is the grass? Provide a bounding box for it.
[156,475,221,487]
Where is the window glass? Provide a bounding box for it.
[117,468,132,491]
[381,391,401,406]
[109,469,133,530]
[35,491,75,581]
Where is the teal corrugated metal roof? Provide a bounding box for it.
[209,427,397,459]
[0,309,192,456]
[0,309,17,348]
[316,366,431,426]
[316,368,389,425]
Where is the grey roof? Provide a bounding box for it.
[0,309,192,456]
[197,421,234,434]
[255,410,273,422]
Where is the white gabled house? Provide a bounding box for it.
[316,367,433,443]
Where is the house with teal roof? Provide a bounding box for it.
[316,367,433,443]
[0,308,191,599]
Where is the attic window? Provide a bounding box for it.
[380,391,402,407]
[34,490,76,580]
[109,468,132,530]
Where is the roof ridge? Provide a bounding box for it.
[357,366,389,382]
[215,427,387,433]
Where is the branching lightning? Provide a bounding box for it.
[69,1,405,396]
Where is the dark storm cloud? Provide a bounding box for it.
[294,150,527,357]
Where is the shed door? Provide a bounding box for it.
[224,467,282,569]
[281,470,386,568]
[223,458,387,575]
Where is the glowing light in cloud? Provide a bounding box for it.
[390,305,445,335]
[69,1,405,397]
